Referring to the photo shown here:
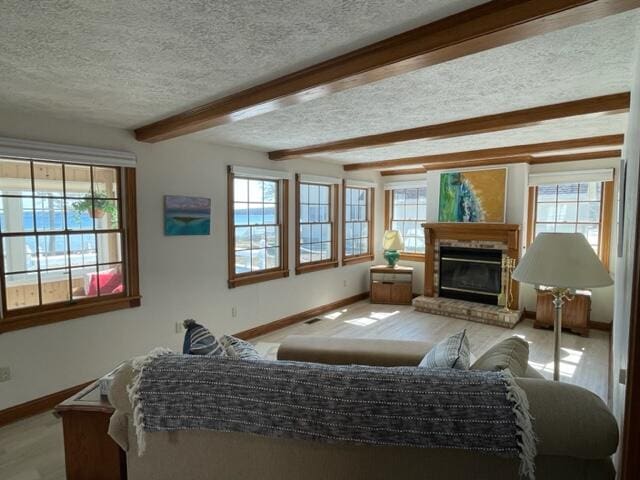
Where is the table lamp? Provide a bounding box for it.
[383,230,404,267]
[512,233,613,381]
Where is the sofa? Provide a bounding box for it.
[108,335,618,480]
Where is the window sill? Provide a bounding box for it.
[228,269,289,288]
[0,295,142,334]
[295,260,339,275]
[342,254,374,266]
[399,253,425,262]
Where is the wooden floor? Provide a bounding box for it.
[0,300,610,480]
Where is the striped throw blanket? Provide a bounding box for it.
[128,350,536,479]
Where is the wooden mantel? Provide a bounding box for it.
[422,223,521,309]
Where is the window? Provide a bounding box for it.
[295,175,339,274]
[0,157,140,334]
[342,182,374,265]
[528,180,614,269]
[385,186,427,258]
[228,167,289,287]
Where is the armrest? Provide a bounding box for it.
[277,335,433,367]
[516,378,619,459]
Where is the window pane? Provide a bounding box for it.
[97,264,123,296]
[556,223,576,233]
[235,251,251,274]
[40,269,70,305]
[393,202,404,220]
[319,185,329,204]
[300,203,309,223]
[0,159,32,196]
[97,232,122,264]
[418,187,427,205]
[557,183,579,201]
[537,185,556,202]
[64,165,92,198]
[34,197,65,232]
[234,178,249,202]
[580,182,601,202]
[248,204,263,225]
[263,181,277,203]
[311,224,322,243]
[535,223,556,235]
[263,203,276,224]
[69,233,97,266]
[300,224,311,245]
[38,235,68,270]
[266,247,279,269]
[5,272,40,310]
[251,226,266,248]
[266,226,279,247]
[71,265,98,299]
[33,162,63,197]
[577,224,600,248]
[556,202,577,223]
[234,203,249,225]
[417,204,427,220]
[536,203,556,222]
[248,180,263,203]
[308,185,319,204]
[3,236,37,273]
[2,197,35,233]
[345,239,353,256]
[93,167,119,198]
[251,249,266,271]
[67,199,93,230]
[321,242,331,260]
[578,202,600,223]
[94,199,119,230]
[300,184,309,204]
[321,223,330,243]
[235,227,251,250]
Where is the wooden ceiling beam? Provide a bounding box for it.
[380,167,426,177]
[344,134,624,171]
[135,0,639,143]
[271,93,629,160]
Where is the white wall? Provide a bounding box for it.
[0,109,384,410]
[612,37,640,463]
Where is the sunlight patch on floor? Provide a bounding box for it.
[370,310,400,320]
[528,347,583,378]
[345,317,378,326]
[324,308,348,320]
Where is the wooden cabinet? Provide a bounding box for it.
[534,290,591,336]
[56,381,126,480]
[370,265,413,305]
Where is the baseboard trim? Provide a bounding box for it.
[234,292,370,340]
[523,309,611,332]
[0,380,93,428]
[589,320,612,332]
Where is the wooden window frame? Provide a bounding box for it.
[342,181,375,266]
[384,188,427,262]
[295,175,339,275]
[526,180,614,270]
[227,167,289,288]
[0,167,141,334]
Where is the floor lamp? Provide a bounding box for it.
[512,233,613,381]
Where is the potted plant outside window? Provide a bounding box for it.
[71,192,117,220]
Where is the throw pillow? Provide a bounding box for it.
[182,319,226,356]
[418,330,470,369]
[471,336,529,377]
[221,335,263,360]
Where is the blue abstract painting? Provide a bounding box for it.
[164,195,211,236]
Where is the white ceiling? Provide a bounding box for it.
[310,113,629,165]
[194,10,639,160]
[0,0,485,128]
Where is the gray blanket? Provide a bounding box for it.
[128,350,536,479]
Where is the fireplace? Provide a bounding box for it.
[439,246,502,306]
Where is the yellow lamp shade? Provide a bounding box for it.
[383,230,404,251]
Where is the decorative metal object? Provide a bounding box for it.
[500,255,516,312]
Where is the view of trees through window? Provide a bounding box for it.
[390,187,427,254]
[0,158,123,311]
[299,183,332,264]
[233,177,280,274]
[534,182,603,253]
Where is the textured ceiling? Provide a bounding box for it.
[309,113,629,165]
[194,10,639,158]
[0,0,485,128]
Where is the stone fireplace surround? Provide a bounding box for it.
[413,223,523,329]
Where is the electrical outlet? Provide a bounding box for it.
[175,322,183,334]
[232,306,238,318]
[0,367,10,383]
[619,368,627,385]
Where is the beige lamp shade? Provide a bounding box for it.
[513,233,613,289]
[383,230,404,251]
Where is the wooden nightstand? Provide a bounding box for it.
[370,265,414,305]
[534,289,592,337]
